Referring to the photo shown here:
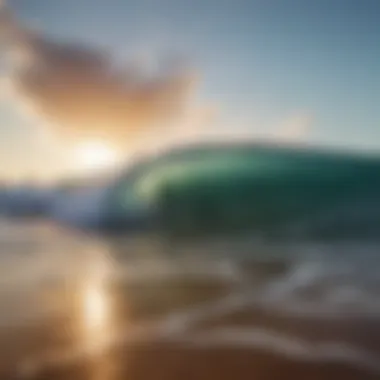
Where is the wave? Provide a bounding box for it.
[2,142,380,242]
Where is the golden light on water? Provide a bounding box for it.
[80,277,117,380]
[79,252,113,354]
[83,282,108,332]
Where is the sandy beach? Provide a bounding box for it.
[0,224,379,380]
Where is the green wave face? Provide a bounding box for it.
[105,144,380,240]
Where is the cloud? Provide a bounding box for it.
[0,4,199,148]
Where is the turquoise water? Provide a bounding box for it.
[104,143,380,240]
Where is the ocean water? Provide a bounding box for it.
[0,220,379,379]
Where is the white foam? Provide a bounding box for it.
[113,257,242,284]
[170,328,380,374]
[17,289,380,378]
[252,250,380,319]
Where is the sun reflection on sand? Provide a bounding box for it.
[80,249,114,354]
[84,283,108,331]
[81,279,119,380]
[77,247,132,380]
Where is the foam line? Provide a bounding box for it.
[15,285,380,378]
[168,328,380,374]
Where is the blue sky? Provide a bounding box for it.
[1,0,380,179]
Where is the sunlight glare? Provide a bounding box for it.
[84,284,107,330]
[74,141,119,172]
[80,252,112,353]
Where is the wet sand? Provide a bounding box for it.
[0,224,379,380]
[0,275,378,380]
[26,343,380,380]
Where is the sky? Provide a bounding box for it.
[0,0,379,181]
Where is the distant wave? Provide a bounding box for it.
[48,186,109,228]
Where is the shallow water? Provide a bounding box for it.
[0,220,379,379]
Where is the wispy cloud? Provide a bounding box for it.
[0,3,200,149]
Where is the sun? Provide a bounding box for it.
[74,140,119,173]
